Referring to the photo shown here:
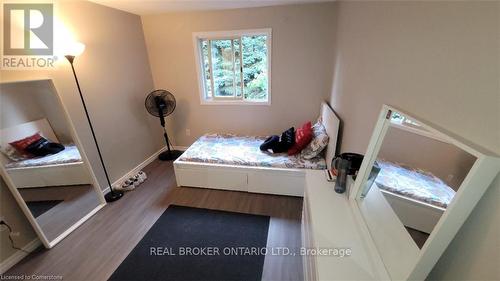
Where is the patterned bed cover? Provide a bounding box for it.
[375,160,455,209]
[5,144,83,169]
[177,134,327,170]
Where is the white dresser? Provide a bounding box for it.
[302,170,389,280]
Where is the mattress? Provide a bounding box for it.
[178,134,327,170]
[375,160,455,209]
[5,144,83,169]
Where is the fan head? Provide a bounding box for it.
[145,89,176,117]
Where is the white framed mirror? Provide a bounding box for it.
[350,105,500,280]
[0,79,106,248]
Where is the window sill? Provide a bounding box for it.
[200,100,271,106]
[389,122,449,143]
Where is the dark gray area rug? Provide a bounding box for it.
[109,205,270,281]
[26,200,63,218]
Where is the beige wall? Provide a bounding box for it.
[0,0,158,265]
[0,80,73,143]
[0,80,76,167]
[1,1,160,189]
[141,3,337,146]
[329,1,499,280]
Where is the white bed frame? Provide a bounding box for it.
[0,119,91,188]
[174,101,340,197]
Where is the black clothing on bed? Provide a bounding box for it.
[259,127,295,153]
[260,135,279,152]
[26,137,65,157]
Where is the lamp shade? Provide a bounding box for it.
[65,41,85,57]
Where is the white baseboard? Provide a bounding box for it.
[102,145,187,194]
[0,238,41,274]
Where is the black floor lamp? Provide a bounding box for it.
[64,42,123,202]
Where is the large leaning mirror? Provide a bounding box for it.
[360,111,476,247]
[0,79,106,248]
[351,105,500,280]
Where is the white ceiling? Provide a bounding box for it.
[89,0,334,15]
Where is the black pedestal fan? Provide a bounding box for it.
[145,89,183,161]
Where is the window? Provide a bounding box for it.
[193,29,271,105]
[390,111,450,143]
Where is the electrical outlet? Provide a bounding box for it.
[0,217,8,232]
[185,129,191,136]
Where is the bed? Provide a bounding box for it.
[174,102,340,197]
[374,160,455,233]
[178,134,327,169]
[0,119,91,188]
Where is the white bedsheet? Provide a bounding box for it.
[5,144,83,169]
[375,160,455,208]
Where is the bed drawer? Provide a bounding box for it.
[248,170,305,197]
[174,167,208,188]
[175,166,248,192]
[174,161,306,196]
[207,170,248,192]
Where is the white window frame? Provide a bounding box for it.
[193,28,272,105]
[390,114,450,143]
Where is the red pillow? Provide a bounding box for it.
[9,132,43,155]
[288,122,313,155]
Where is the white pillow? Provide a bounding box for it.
[301,122,329,159]
[0,144,26,162]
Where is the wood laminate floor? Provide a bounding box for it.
[7,160,304,281]
[406,227,430,249]
[19,185,101,241]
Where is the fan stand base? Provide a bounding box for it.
[105,190,124,202]
[159,150,183,161]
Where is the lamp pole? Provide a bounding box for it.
[65,55,123,202]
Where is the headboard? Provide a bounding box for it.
[0,118,59,164]
[319,101,340,171]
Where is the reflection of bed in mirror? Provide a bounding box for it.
[0,118,91,188]
[0,79,105,249]
[375,160,453,234]
[369,123,476,239]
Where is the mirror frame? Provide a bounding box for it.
[0,79,106,248]
[349,105,500,280]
